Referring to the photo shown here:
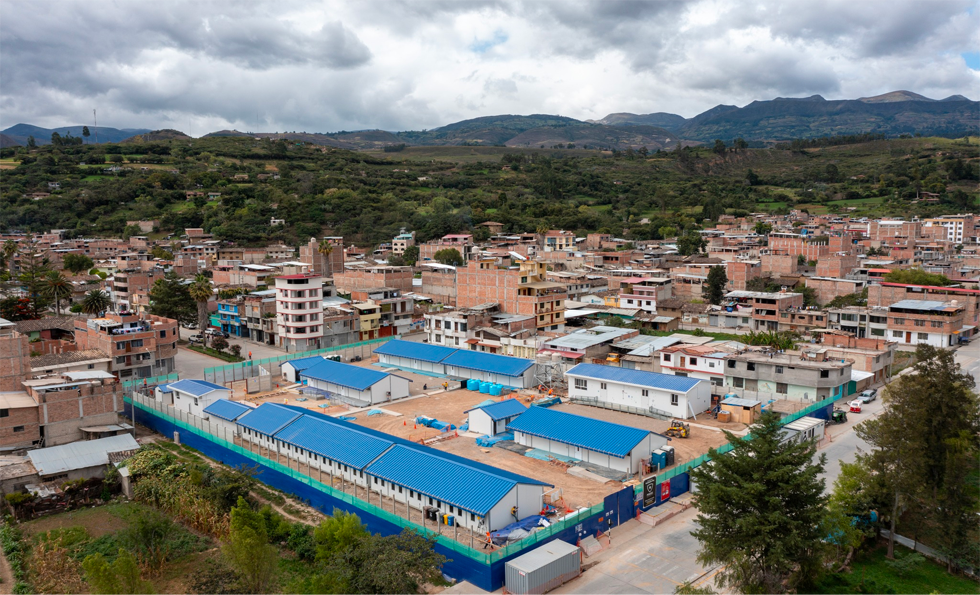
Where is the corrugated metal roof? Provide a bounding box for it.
[274,415,393,469]
[443,350,535,377]
[721,397,761,408]
[203,399,252,421]
[299,359,389,391]
[28,434,138,476]
[365,445,517,515]
[889,299,959,312]
[279,356,327,370]
[167,379,228,397]
[465,399,528,421]
[565,363,701,393]
[237,402,302,436]
[374,339,456,363]
[506,407,652,458]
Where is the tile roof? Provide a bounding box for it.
[167,379,229,397]
[30,349,110,370]
[506,407,652,458]
[364,445,517,516]
[237,402,302,436]
[565,363,702,393]
[203,399,252,421]
[374,339,455,363]
[442,350,535,377]
[465,399,528,421]
[299,359,391,391]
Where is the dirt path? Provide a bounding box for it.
[0,543,16,595]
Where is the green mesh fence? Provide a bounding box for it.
[127,395,602,564]
[203,336,394,383]
[634,394,839,496]
[121,373,179,392]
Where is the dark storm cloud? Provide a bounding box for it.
[0,0,976,135]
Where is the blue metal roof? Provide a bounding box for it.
[365,445,518,516]
[506,406,652,458]
[274,415,394,470]
[566,363,702,393]
[279,356,327,371]
[156,383,174,393]
[889,299,957,312]
[299,358,390,391]
[443,350,535,377]
[203,399,252,421]
[465,399,528,421]
[374,339,455,363]
[237,403,302,436]
[167,379,229,397]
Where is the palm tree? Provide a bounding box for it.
[317,238,334,276]
[45,271,73,316]
[0,240,16,272]
[81,289,112,316]
[188,274,213,332]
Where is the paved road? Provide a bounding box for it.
[173,326,287,380]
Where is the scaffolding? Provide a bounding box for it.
[533,359,566,391]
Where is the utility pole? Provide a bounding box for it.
[93,109,99,144]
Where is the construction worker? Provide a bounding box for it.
[483,532,491,549]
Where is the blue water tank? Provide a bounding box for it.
[467,379,480,391]
[490,385,502,396]
[479,381,491,394]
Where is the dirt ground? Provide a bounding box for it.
[20,503,132,539]
[551,403,731,467]
[349,388,523,436]
[0,545,14,595]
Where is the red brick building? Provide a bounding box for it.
[456,260,566,331]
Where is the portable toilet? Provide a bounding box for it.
[467,379,480,391]
[663,445,675,467]
[651,449,666,471]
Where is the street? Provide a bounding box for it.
[173,326,287,381]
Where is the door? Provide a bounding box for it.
[906,331,912,343]
[680,356,686,369]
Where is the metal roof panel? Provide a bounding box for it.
[28,434,138,476]
[374,339,456,363]
[506,407,652,458]
[167,379,228,397]
[203,399,252,421]
[299,359,389,391]
[465,399,528,421]
[237,402,302,436]
[442,350,534,377]
[274,415,393,470]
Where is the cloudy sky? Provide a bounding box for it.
[2,0,978,135]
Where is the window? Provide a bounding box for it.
[710,377,724,387]
[727,360,736,368]
[747,362,755,371]
[893,330,903,338]
[689,358,698,366]
[642,389,649,396]
[574,378,588,390]
[663,354,671,362]
[931,321,943,328]
[893,318,905,325]
[600,383,607,390]
[131,339,143,347]
[0,409,8,418]
[871,328,885,337]
[708,361,715,368]
[775,366,783,374]
[918,332,928,340]
[116,342,126,350]
[13,426,24,433]
[670,394,679,406]
[675,372,688,377]
[776,383,788,394]
[820,370,829,378]
[87,364,95,369]
[733,377,744,388]
[914,319,925,327]
[398,486,403,493]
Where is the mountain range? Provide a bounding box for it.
[3,90,976,151]
[0,123,153,147]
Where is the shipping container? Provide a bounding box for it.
[505,539,581,594]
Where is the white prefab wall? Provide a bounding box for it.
[377,353,447,375]
[566,375,711,419]
[468,409,495,436]
[513,430,665,474]
[173,389,230,417]
[304,374,411,404]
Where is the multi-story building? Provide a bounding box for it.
[298,236,344,277]
[351,302,381,341]
[321,307,359,348]
[867,282,980,328]
[456,260,567,332]
[616,277,672,314]
[419,234,475,263]
[724,291,804,331]
[275,273,323,351]
[333,265,413,295]
[826,306,890,339]
[818,333,896,386]
[420,264,458,306]
[806,277,865,306]
[724,351,852,403]
[923,215,974,244]
[659,343,741,390]
[240,291,278,345]
[543,230,575,252]
[111,270,165,312]
[350,287,413,338]
[216,300,246,337]
[886,299,967,347]
[73,313,178,379]
[546,271,608,300]
[424,305,495,348]
[0,318,32,392]
[392,231,416,255]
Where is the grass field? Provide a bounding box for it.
[365,145,607,163]
[813,544,980,594]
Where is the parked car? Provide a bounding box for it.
[188,334,203,343]
[857,389,877,403]
[205,328,229,338]
[182,322,197,329]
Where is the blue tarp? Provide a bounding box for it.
[459,422,469,432]
[531,397,561,408]
[367,409,384,416]
[490,515,549,546]
[416,416,455,432]
[337,415,356,421]
[475,432,514,447]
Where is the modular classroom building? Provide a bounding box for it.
[282,357,411,406]
[465,399,528,436]
[565,363,711,419]
[234,402,549,532]
[374,339,538,389]
[506,407,667,474]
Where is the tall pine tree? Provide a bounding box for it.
[690,412,827,593]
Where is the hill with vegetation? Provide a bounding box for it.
[1,123,152,146]
[0,132,976,249]
[121,129,193,143]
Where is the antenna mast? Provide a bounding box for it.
[92,109,99,144]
